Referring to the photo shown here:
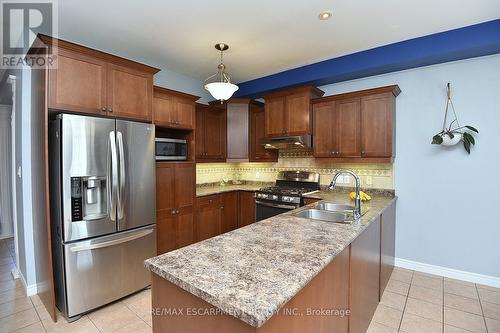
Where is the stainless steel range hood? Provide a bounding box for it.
[260,135,312,150]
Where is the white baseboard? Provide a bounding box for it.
[395,257,500,288]
[19,272,38,296]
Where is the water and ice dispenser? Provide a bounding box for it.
[70,176,107,221]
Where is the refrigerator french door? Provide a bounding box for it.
[50,114,156,320]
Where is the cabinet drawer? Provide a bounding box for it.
[197,195,222,209]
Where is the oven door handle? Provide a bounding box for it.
[255,200,297,210]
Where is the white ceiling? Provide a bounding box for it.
[57,0,500,83]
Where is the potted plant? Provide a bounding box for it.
[431,83,479,154]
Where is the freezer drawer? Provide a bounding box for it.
[63,225,156,318]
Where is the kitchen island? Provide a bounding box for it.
[144,192,396,333]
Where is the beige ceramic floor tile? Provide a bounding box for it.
[444,307,486,332]
[412,274,443,291]
[444,324,475,333]
[29,296,42,308]
[389,269,413,284]
[444,277,475,287]
[42,313,99,333]
[485,317,500,333]
[0,279,23,293]
[380,290,407,311]
[0,308,40,333]
[88,301,142,333]
[112,320,152,333]
[0,271,14,282]
[11,322,45,333]
[408,284,443,305]
[482,301,500,320]
[478,288,500,305]
[371,304,403,329]
[400,312,442,333]
[393,267,413,274]
[35,304,52,321]
[0,297,34,319]
[0,289,28,306]
[385,278,410,296]
[445,293,483,315]
[122,290,151,323]
[445,281,479,300]
[367,320,398,333]
[0,263,15,274]
[405,297,443,322]
[413,271,443,280]
[476,284,500,292]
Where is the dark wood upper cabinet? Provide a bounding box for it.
[264,86,324,137]
[312,101,336,158]
[156,162,196,255]
[153,86,199,129]
[265,96,287,137]
[249,103,278,162]
[195,104,226,162]
[48,48,108,115]
[361,93,395,158]
[336,97,361,157]
[42,35,159,120]
[312,85,400,163]
[107,63,152,121]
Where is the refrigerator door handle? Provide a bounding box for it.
[69,227,153,253]
[117,131,125,220]
[108,131,118,222]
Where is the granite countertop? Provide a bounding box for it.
[196,183,271,197]
[144,192,396,328]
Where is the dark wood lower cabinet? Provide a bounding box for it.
[177,211,195,249]
[196,195,222,241]
[221,192,239,233]
[238,191,256,228]
[350,216,381,333]
[380,201,396,297]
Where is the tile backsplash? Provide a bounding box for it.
[196,157,394,189]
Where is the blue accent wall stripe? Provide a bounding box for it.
[234,19,500,98]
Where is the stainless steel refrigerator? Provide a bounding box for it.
[49,113,156,320]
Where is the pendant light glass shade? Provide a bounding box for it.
[204,43,239,101]
[205,82,239,101]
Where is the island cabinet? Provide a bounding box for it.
[380,200,396,296]
[264,86,324,137]
[195,103,227,162]
[249,104,278,162]
[312,85,400,163]
[153,86,199,129]
[40,35,159,120]
[350,216,382,333]
[156,162,196,255]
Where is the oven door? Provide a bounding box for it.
[255,200,298,222]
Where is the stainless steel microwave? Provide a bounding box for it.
[155,138,187,161]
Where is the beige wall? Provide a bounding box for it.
[196,156,394,189]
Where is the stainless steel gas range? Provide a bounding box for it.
[255,171,320,221]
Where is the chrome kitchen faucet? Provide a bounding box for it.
[329,170,362,219]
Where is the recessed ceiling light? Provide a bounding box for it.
[318,11,332,20]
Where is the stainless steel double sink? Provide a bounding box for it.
[294,202,368,224]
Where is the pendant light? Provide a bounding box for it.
[204,43,238,102]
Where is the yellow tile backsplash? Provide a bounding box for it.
[196,157,394,189]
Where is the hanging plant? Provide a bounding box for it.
[431,83,479,154]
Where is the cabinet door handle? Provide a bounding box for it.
[101,107,107,112]
[108,107,113,112]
